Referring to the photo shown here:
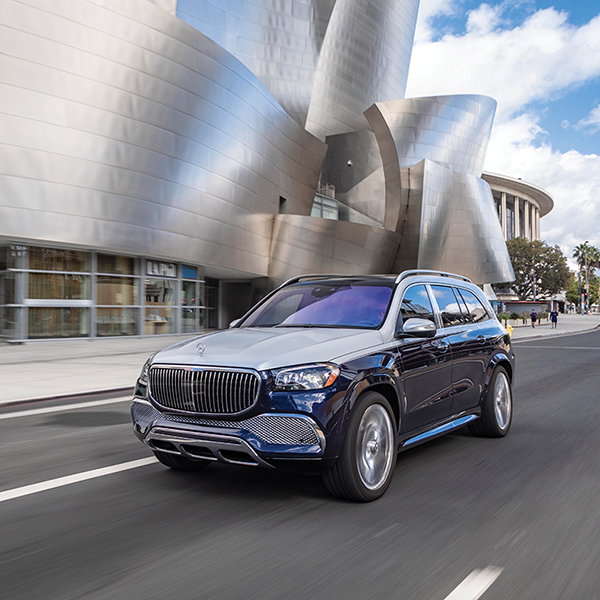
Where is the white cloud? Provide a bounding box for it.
[574,104,600,132]
[466,3,503,34]
[407,3,600,259]
[485,115,600,258]
[408,7,600,119]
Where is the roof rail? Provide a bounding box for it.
[279,273,349,287]
[395,270,472,284]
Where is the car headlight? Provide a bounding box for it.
[273,364,340,391]
[138,354,155,386]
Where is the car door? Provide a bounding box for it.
[429,284,480,414]
[395,284,454,432]
[449,287,497,413]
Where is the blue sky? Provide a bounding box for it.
[406,0,600,263]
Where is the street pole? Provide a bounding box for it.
[578,268,582,314]
[584,240,589,314]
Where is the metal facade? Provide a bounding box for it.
[0,0,326,278]
[0,0,532,340]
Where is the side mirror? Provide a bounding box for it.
[229,319,241,328]
[398,317,437,338]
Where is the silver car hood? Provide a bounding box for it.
[152,327,385,371]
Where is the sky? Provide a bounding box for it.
[405,0,600,266]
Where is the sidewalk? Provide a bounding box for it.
[0,334,200,405]
[1,314,599,405]
[509,313,600,341]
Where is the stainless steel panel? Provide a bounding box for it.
[268,214,402,286]
[0,0,326,277]
[393,160,514,284]
[177,0,420,139]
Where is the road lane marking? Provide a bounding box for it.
[517,345,600,350]
[444,567,503,600]
[0,457,157,504]
[0,397,131,420]
[374,522,399,538]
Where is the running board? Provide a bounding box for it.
[403,415,479,447]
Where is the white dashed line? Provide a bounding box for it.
[0,397,131,420]
[444,567,503,600]
[0,457,158,504]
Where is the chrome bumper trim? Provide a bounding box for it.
[145,426,274,468]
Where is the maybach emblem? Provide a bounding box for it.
[196,342,206,357]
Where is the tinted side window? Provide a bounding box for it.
[399,285,435,324]
[458,288,490,323]
[431,285,466,327]
[454,288,472,323]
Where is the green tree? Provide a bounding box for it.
[567,273,600,307]
[572,242,600,311]
[495,238,570,300]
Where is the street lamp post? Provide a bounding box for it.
[585,240,589,314]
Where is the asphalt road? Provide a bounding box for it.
[1,330,600,600]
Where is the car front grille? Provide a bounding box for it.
[148,367,260,414]
[131,400,322,447]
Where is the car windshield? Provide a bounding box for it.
[240,281,394,329]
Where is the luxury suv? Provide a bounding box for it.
[131,270,514,501]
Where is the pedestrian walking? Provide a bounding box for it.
[530,309,537,328]
[550,309,558,328]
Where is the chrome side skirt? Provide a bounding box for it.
[402,414,479,447]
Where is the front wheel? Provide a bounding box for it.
[469,366,512,437]
[323,392,397,502]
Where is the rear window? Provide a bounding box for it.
[457,288,490,323]
[430,285,467,327]
[241,281,394,329]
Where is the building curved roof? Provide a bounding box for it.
[482,172,554,217]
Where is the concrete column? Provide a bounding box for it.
[536,207,541,240]
[524,200,530,240]
[501,192,507,240]
[514,196,520,237]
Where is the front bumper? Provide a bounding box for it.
[131,399,326,467]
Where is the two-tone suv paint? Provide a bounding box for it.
[132,270,514,501]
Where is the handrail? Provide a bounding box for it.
[395,270,472,284]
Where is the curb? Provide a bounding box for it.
[511,322,600,343]
[0,386,134,409]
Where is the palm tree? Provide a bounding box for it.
[573,242,600,312]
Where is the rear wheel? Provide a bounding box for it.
[153,450,212,471]
[469,366,512,437]
[323,392,397,502]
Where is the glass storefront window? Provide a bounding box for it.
[182,281,197,306]
[29,247,89,272]
[145,307,175,335]
[28,307,90,338]
[29,273,90,300]
[145,279,175,306]
[182,307,198,333]
[97,276,138,305]
[97,254,137,275]
[96,308,139,337]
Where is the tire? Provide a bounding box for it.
[323,391,397,502]
[153,450,212,471]
[469,366,512,437]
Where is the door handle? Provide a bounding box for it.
[477,335,486,345]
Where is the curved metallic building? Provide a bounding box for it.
[176,0,418,139]
[0,0,525,341]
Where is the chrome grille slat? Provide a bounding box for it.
[149,366,260,414]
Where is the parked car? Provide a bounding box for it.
[131,270,514,501]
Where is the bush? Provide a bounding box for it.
[510,312,520,320]
[520,311,530,323]
[539,312,548,320]
[498,312,510,323]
